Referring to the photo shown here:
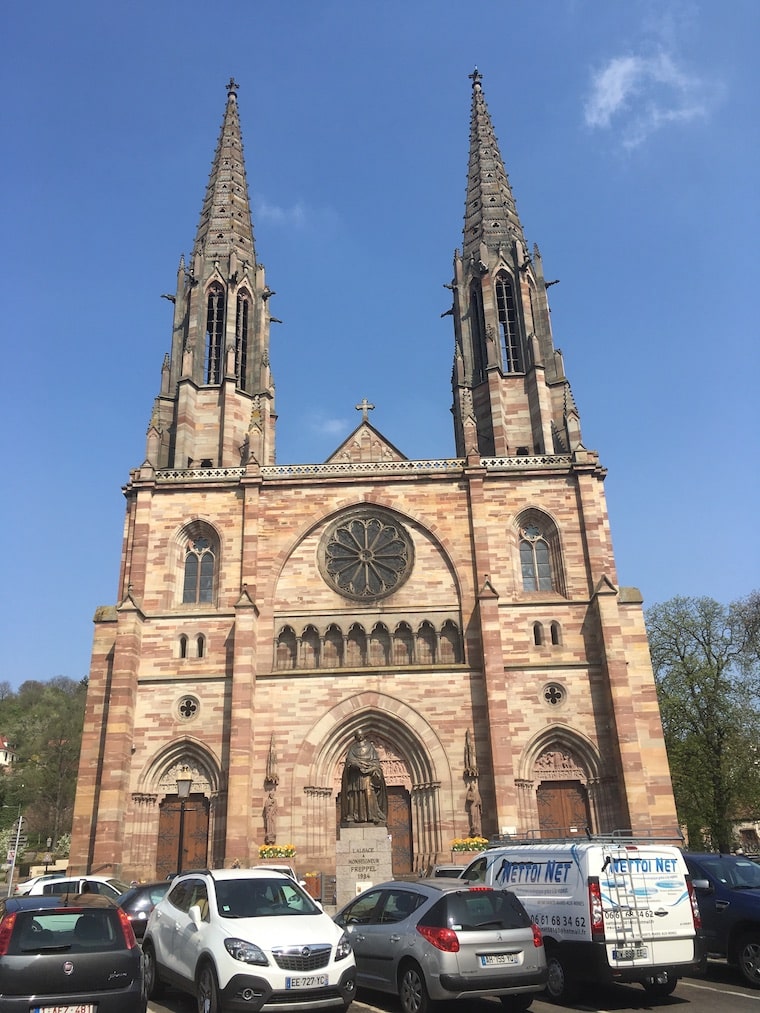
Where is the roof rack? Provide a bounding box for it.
[485,827,685,848]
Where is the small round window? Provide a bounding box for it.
[542,683,566,707]
[177,695,200,721]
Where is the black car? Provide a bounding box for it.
[683,852,760,987]
[0,892,146,1012]
[116,881,171,938]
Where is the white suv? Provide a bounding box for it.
[143,868,356,1012]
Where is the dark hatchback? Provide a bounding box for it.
[0,893,146,1013]
[115,881,171,939]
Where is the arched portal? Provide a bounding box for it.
[128,737,224,879]
[517,727,620,837]
[297,695,454,876]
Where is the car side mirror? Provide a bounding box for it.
[189,903,208,926]
[691,878,712,892]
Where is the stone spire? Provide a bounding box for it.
[193,77,256,267]
[462,69,527,264]
[450,69,583,459]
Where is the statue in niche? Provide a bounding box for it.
[263,790,278,844]
[340,729,387,825]
[466,782,483,838]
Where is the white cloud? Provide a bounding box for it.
[584,49,713,148]
[255,199,307,227]
[309,414,350,438]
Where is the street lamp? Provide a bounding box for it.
[176,766,193,875]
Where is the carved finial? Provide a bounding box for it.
[469,68,483,91]
[226,77,239,96]
[355,398,375,423]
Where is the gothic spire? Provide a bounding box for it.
[463,69,526,263]
[193,77,256,266]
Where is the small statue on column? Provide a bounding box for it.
[465,782,482,839]
[263,789,278,844]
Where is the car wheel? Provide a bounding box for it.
[736,933,760,988]
[197,960,222,1013]
[143,941,164,998]
[545,949,577,1003]
[398,960,431,1013]
[642,977,678,998]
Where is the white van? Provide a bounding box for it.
[461,837,703,1000]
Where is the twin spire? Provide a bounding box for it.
[193,76,256,268]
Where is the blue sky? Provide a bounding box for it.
[1,0,757,688]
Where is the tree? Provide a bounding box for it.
[646,594,760,852]
[0,677,87,849]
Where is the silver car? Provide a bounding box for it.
[334,879,547,1013]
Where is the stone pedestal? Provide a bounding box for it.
[335,824,393,909]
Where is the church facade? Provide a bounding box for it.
[70,74,677,882]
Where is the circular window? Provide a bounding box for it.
[543,683,566,707]
[177,695,200,721]
[319,509,414,602]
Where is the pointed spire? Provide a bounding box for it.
[193,78,256,265]
[463,69,526,261]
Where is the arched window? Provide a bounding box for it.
[276,627,297,670]
[516,510,565,595]
[416,622,437,665]
[301,626,320,668]
[196,634,206,658]
[346,625,367,668]
[393,623,414,665]
[179,635,188,659]
[495,273,523,372]
[183,537,216,603]
[439,621,462,664]
[323,625,343,668]
[369,624,391,666]
[205,282,226,384]
[550,621,562,646]
[235,291,250,391]
[533,622,544,646]
[469,282,487,383]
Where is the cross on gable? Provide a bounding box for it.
[355,398,375,422]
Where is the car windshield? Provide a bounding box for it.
[215,878,321,918]
[697,857,760,889]
[423,888,531,931]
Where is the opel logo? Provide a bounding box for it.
[63,960,74,975]
[300,947,311,958]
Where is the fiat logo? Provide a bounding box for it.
[63,960,74,975]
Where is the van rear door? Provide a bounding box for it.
[599,846,696,970]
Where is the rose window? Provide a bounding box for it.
[320,511,413,602]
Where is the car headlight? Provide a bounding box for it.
[335,931,352,961]
[224,937,269,965]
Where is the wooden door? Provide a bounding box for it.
[387,787,412,876]
[536,781,590,838]
[156,793,209,878]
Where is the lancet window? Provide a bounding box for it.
[205,282,226,384]
[235,291,250,390]
[182,536,216,604]
[469,282,487,383]
[495,272,523,373]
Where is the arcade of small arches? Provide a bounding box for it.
[274,619,463,671]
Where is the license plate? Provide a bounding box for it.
[480,953,519,966]
[34,1007,96,1013]
[612,947,648,960]
[286,974,328,988]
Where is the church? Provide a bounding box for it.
[70,73,677,882]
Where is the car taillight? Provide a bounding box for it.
[417,924,460,952]
[686,878,702,931]
[532,922,543,948]
[0,913,16,956]
[588,877,605,941]
[117,906,138,949]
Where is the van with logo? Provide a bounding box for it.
[461,836,703,1000]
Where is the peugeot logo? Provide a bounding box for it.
[63,960,74,975]
[300,947,311,958]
